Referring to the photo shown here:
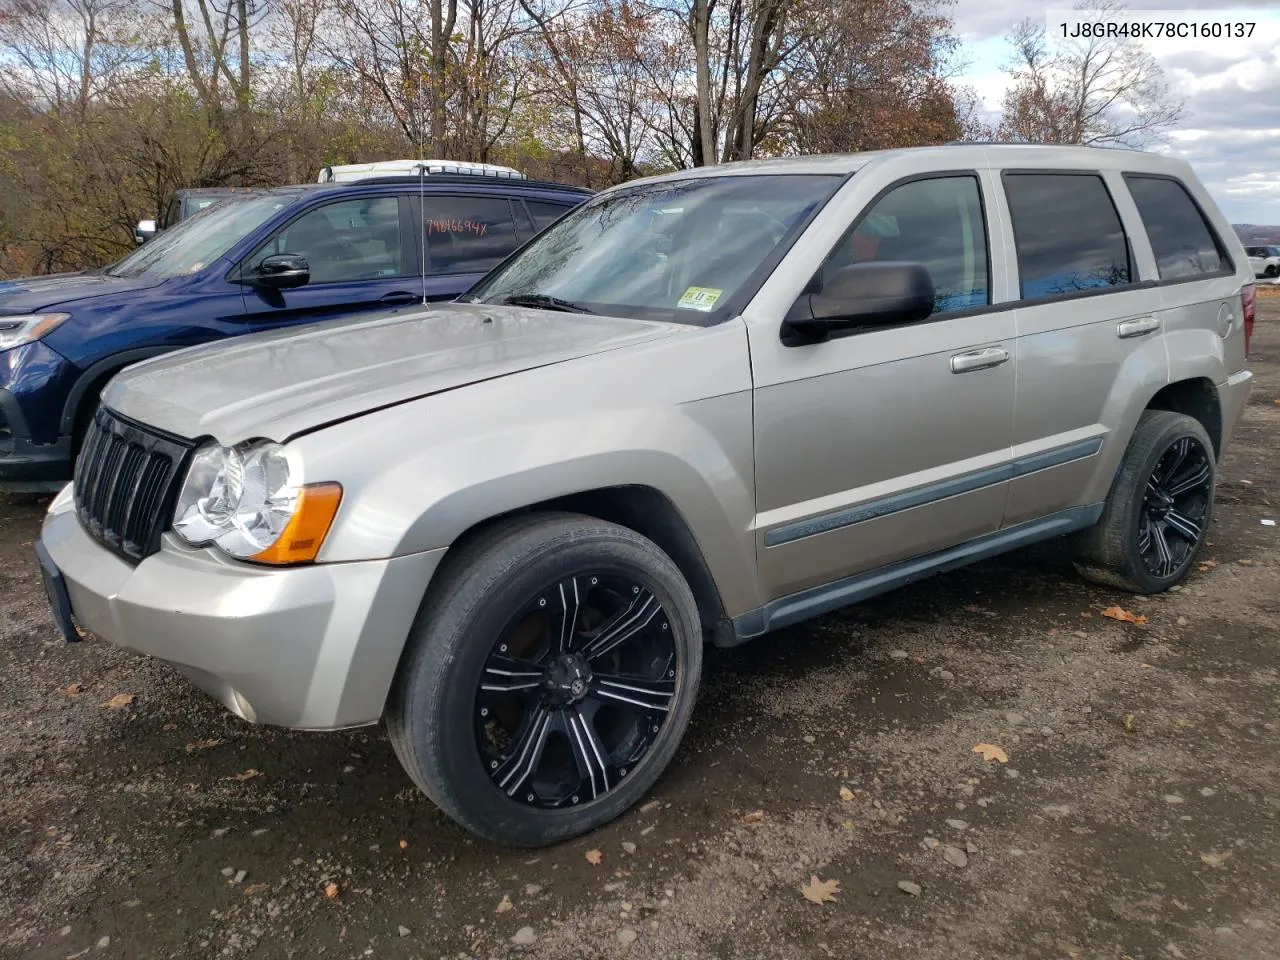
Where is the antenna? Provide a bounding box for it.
[418,69,427,306]
[419,162,427,305]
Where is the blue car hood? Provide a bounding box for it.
[0,272,167,312]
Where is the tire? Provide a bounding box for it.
[387,512,702,846]
[1072,410,1215,594]
[1266,264,1279,278]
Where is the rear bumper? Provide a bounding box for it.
[40,487,445,729]
[1219,369,1252,457]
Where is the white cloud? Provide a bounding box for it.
[950,1,1280,222]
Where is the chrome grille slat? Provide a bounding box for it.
[72,406,195,564]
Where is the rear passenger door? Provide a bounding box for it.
[1000,171,1166,526]
[240,194,421,330]
[413,194,525,299]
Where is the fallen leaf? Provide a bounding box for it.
[800,875,840,905]
[585,849,603,866]
[1124,713,1135,733]
[1102,606,1147,625]
[161,723,177,731]
[742,810,764,824]
[1275,399,1280,407]
[224,768,261,782]
[972,743,1008,764]
[838,786,854,802]
[242,883,268,897]
[398,839,408,850]
[65,682,85,696]
[1200,850,1233,868]
[324,882,340,899]
[1198,559,1217,572]
[496,894,513,913]
[185,738,224,753]
[101,693,134,710]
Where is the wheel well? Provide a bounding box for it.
[451,486,728,634]
[1146,378,1222,457]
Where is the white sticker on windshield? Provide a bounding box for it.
[677,286,723,312]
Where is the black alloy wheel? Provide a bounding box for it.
[1136,436,1213,579]
[477,574,677,809]
[386,513,702,847]
[1072,410,1216,594]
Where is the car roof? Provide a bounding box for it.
[257,175,593,199]
[618,143,1197,189]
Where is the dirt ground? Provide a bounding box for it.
[2,302,1278,960]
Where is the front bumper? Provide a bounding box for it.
[0,388,71,491]
[40,488,445,729]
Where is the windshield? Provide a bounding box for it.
[108,194,293,279]
[468,174,842,322]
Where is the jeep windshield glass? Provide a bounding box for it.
[107,194,292,279]
[468,174,841,323]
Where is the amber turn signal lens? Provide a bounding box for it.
[251,482,343,565]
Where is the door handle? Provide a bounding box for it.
[1117,316,1160,339]
[950,347,1009,374]
[380,291,418,306]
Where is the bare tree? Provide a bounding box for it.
[998,0,1182,147]
[0,0,148,114]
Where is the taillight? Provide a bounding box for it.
[1241,283,1255,355]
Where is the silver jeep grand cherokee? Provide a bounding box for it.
[37,145,1254,846]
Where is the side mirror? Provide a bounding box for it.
[134,219,156,245]
[246,253,310,290]
[782,261,935,345]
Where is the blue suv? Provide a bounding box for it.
[0,172,591,490]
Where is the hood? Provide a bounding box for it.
[103,303,684,443]
[0,271,168,312]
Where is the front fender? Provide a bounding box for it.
[294,326,762,618]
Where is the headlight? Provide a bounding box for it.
[0,313,71,351]
[173,441,342,564]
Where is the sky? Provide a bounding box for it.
[949,1,1280,224]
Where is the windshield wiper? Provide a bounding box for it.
[499,293,595,314]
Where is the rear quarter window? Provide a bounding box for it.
[1124,175,1229,280]
[1004,172,1132,300]
[526,200,576,231]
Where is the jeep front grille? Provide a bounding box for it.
[73,406,195,563]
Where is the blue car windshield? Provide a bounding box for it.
[108,194,292,279]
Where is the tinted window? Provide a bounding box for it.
[467,174,841,324]
[1005,174,1131,299]
[527,200,574,231]
[423,196,519,273]
[823,175,989,314]
[1125,175,1227,279]
[253,196,405,284]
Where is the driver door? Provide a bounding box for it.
[747,169,1016,602]
[240,194,421,331]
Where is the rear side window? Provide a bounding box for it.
[1005,173,1131,299]
[1125,175,1228,280]
[526,200,574,231]
[822,175,989,315]
[422,196,519,274]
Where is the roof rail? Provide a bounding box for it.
[318,159,526,183]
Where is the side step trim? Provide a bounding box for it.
[729,502,1105,644]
